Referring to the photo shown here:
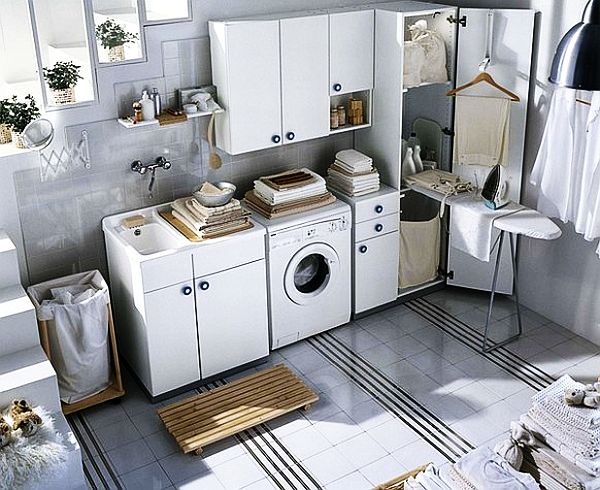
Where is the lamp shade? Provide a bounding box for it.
[550,0,600,89]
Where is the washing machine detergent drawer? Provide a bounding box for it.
[268,217,352,349]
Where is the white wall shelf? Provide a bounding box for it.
[117,109,224,129]
[329,122,371,135]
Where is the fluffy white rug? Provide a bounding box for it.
[0,407,68,489]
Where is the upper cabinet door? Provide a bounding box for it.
[448,8,535,293]
[280,15,329,144]
[329,10,374,95]
[210,20,282,155]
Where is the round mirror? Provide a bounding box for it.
[22,118,54,150]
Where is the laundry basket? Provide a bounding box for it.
[399,193,441,289]
[27,270,124,413]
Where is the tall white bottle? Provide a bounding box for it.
[140,90,156,121]
[402,147,417,182]
[413,144,424,173]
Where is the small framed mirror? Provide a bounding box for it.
[22,118,54,150]
[142,0,192,25]
[29,0,98,108]
[91,0,145,65]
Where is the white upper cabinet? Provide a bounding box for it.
[280,15,329,145]
[329,10,374,95]
[210,20,282,155]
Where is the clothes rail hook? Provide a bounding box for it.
[479,10,494,72]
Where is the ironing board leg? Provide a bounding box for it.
[482,231,523,353]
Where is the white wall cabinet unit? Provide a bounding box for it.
[209,20,282,155]
[209,15,329,155]
[329,10,374,95]
[195,260,269,378]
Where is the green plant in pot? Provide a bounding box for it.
[95,18,138,62]
[0,98,12,145]
[43,61,83,105]
[8,95,40,149]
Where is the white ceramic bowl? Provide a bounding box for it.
[194,182,236,207]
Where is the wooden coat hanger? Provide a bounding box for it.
[447,72,521,102]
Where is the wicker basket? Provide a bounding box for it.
[12,131,26,149]
[52,87,76,105]
[108,44,125,62]
[0,124,12,145]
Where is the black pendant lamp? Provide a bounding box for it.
[550,0,600,89]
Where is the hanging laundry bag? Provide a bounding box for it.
[404,20,449,87]
[28,270,111,404]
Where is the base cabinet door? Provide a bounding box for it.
[354,232,399,313]
[196,260,269,378]
[144,281,200,396]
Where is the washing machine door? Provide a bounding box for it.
[285,243,339,305]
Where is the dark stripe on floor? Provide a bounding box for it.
[407,298,555,389]
[309,333,475,464]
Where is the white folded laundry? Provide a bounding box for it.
[253,168,327,205]
[336,149,373,167]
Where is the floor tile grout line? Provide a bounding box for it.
[202,380,322,490]
[418,297,556,383]
[411,299,555,387]
[308,335,472,462]
[320,332,475,452]
[77,412,125,490]
[407,301,550,391]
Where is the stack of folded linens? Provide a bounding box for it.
[326,149,380,197]
[520,375,600,479]
[244,168,336,219]
[171,196,251,240]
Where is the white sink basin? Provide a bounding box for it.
[119,222,184,256]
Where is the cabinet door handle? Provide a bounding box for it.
[359,245,368,254]
[286,132,295,141]
[272,135,281,144]
[199,281,210,291]
[375,224,384,232]
[182,286,192,296]
[333,83,342,92]
[375,205,384,214]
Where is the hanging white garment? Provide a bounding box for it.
[575,92,600,241]
[530,88,590,223]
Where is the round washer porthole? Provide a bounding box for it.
[284,243,339,305]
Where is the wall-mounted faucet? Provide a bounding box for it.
[131,156,172,196]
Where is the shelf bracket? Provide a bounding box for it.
[447,15,467,28]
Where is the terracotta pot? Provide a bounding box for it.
[12,131,26,149]
[108,44,126,62]
[52,87,76,105]
[0,124,12,145]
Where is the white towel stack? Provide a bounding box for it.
[521,375,600,478]
[327,149,380,197]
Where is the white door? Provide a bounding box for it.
[220,20,282,154]
[448,8,535,293]
[196,260,269,378]
[280,15,330,144]
[329,10,374,95]
[144,281,200,396]
[355,232,399,313]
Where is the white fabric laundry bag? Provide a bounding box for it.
[28,270,111,404]
[399,216,441,289]
[409,20,449,85]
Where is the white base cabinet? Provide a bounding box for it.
[195,260,269,379]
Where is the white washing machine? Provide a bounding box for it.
[251,201,352,349]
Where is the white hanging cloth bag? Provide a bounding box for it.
[409,20,449,84]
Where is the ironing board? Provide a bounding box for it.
[483,210,562,352]
[407,185,562,352]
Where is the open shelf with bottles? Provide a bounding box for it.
[329,89,371,135]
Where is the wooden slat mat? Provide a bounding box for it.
[157,364,319,455]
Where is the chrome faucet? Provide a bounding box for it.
[131,156,172,195]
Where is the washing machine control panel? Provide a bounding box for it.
[270,216,349,250]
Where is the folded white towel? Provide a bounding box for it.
[451,195,523,262]
[454,95,511,167]
[254,169,327,205]
[335,149,373,167]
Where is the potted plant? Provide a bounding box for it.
[8,95,40,149]
[0,99,12,145]
[43,61,83,105]
[95,18,138,62]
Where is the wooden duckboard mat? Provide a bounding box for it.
[157,364,319,455]
[373,464,431,490]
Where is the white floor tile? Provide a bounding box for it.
[336,328,382,353]
[386,335,429,359]
[359,454,407,486]
[120,461,171,490]
[302,446,355,485]
[314,411,364,445]
[145,430,180,460]
[95,418,143,452]
[308,364,350,393]
[406,349,452,375]
[211,454,265,490]
[325,382,371,413]
[130,408,165,437]
[450,411,507,446]
[478,375,530,400]
[325,471,373,490]
[425,393,476,425]
[335,432,388,469]
[361,319,408,343]
[281,425,333,461]
[343,398,393,431]
[426,364,473,395]
[159,451,213,484]
[360,343,403,369]
[285,347,330,375]
[266,410,311,439]
[392,438,448,470]
[241,478,278,490]
[303,392,343,423]
[175,472,225,490]
[367,419,420,453]
[451,381,503,412]
[107,439,155,475]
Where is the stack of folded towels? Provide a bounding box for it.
[404,447,539,489]
[326,149,380,197]
[244,168,336,219]
[171,193,251,240]
[520,375,600,488]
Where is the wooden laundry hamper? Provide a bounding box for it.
[373,464,431,490]
[38,302,125,415]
